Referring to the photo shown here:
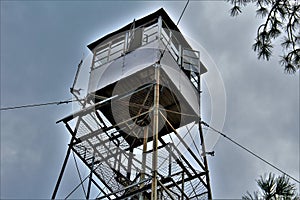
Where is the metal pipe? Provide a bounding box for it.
[199,122,212,199]
[52,136,74,199]
[86,155,95,199]
[168,145,172,176]
[181,171,184,200]
[139,126,149,200]
[151,63,160,200]
[127,148,134,179]
[197,65,212,199]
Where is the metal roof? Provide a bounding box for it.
[87,8,192,51]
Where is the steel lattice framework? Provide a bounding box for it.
[53,8,212,200]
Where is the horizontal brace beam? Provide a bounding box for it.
[57,82,155,124]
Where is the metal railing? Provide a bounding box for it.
[90,17,201,89]
[92,18,160,70]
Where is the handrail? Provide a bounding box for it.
[90,17,199,72]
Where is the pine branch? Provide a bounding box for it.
[227,0,300,73]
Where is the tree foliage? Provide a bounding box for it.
[228,0,300,73]
[242,173,299,200]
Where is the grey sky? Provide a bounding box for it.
[1,1,299,199]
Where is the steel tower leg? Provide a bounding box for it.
[86,155,95,199]
[139,126,149,200]
[52,137,74,199]
[151,64,160,200]
[199,123,212,199]
[198,68,212,199]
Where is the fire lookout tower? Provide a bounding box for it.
[53,8,212,200]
